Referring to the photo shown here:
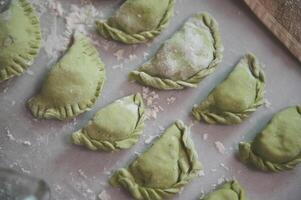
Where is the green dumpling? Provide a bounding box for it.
[27,33,106,121]
[129,12,223,90]
[239,106,301,172]
[110,120,202,200]
[192,54,265,124]
[201,180,247,200]
[96,0,174,44]
[0,0,41,82]
[72,93,145,152]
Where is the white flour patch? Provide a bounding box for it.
[198,170,205,177]
[142,87,163,120]
[144,135,158,144]
[203,133,208,140]
[264,98,272,108]
[65,4,103,36]
[98,190,111,200]
[166,96,176,104]
[26,69,34,76]
[214,141,226,154]
[220,163,229,171]
[113,49,124,61]
[143,52,149,59]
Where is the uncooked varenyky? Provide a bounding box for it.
[239,105,301,172]
[201,180,247,200]
[110,120,202,200]
[0,0,41,82]
[72,93,145,152]
[96,0,175,44]
[27,32,106,121]
[192,54,265,125]
[129,12,223,90]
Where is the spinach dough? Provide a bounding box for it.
[110,120,202,200]
[96,0,174,44]
[239,106,301,172]
[201,180,247,200]
[129,12,223,90]
[27,33,106,121]
[0,0,41,82]
[192,54,265,124]
[72,93,145,152]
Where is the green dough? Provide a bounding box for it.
[96,0,174,44]
[239,106,301,172]
[129,12,223,90]
[27,33,106,121]
[72,93,145,151]
[192,54,265,124]
[110,120,202,200]
[201,180,247,200]
[0,0,41,82]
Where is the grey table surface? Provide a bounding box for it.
[0,0,300,200]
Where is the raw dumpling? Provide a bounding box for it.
[239,106,301,172]
[201,180,247,200]
[72,93,145,152]
[27,33,106,121]
[110,120,202,200]
[96,0,174,44]
[0,0,41,82]
[192,54,265,124]
[129,13,223,90]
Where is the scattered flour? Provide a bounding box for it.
[143,52,149,59]
[48,1,64,17]
[22,141,32,146]
[113,49,125,61]
[65,4,103,35]
[264,98,272,108]
[198,170,205,177]
[166,96,176,104]
[144,135,158,144]
[98,190,111,200]
[203,133,208,141]
[112,64,124,69]
[217,176,225,184]
[26,69,34,76]
[158,125,165,131]
[4,127,32,147]
[214,141,226,154]
[78,169,88,179]
[142,87,163,120]
[220,163,229,171]
[210,168,217,172]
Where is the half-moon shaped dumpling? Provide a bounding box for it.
[27,33,106,121]
[128,13,223,90]
[96,0,175,44]
[201,180,247,200]
[0,0,41,82]
[239,106,301,172]
[192,54,265,125]
[110,120,202,200]
[72,93,145,152]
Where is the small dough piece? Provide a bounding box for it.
[27,33,106,121]
[72,93,145,152]
[239,106,301,172]
[192,54,265,124]
[201,180,247,200]
[129,12,223,90]
[96,0,174,44]
[0,0,41,82]
[110,120,202,200]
